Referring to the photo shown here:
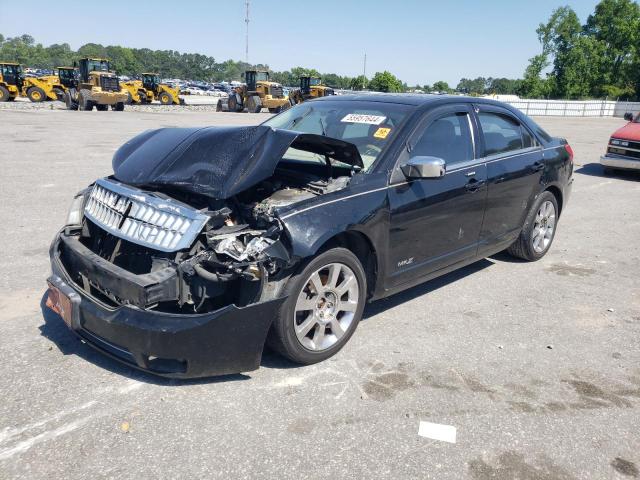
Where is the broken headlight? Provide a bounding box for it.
[214,235,275,262]
[65,189,89,226]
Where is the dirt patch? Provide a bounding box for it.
[611,458,639,477]
[468,451,577,480]
[547,263,596,277]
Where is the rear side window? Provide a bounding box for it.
[412,112,474,166]
[478,112,540,155]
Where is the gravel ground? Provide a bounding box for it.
[0,109,638,479]
[0,97,223,112]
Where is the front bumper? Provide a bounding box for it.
[600,154,640,171]
[48,232,285,378]
[87,89,129,105]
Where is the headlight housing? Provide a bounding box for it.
[66,189,88,226]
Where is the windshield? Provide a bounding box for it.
[255,72,269,82]
[2,64,21,76]
[263,100,413,171]
[310,78,322,86]
[144,74,159,84]
[87,59,109,72]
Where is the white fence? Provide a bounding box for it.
[499,99,640,118]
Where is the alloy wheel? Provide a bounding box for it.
[532,200,556,253]
[293,263,360,351]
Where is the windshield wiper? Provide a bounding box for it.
[318,116,327,137]
[287,107,314,129]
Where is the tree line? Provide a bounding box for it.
[1,0,639,99]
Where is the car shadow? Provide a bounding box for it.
[39,258,498,379]
[362,258,494,319]
[575,162,639,181]
[38,292,250,386]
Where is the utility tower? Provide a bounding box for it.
[245,0,250,65]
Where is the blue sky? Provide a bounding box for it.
[0,0,600,85]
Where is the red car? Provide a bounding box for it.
[601,112,640,172]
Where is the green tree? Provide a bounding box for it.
[432,81,451,93]
[518,54,551,98]
[350,75,368,90]
[456,77,487,95]
[368,71,403,92]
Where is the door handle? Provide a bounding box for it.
[531,161,545,172]
[465,179,485,192]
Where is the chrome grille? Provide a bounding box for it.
[84,179,209,252]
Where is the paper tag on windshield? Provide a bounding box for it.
[373,127,391,139]
[341,114,387,125]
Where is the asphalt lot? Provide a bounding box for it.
[1,107,639,479]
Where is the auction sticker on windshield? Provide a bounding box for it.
[373,127,391,139]
[341,114,387,125]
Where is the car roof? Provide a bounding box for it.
[313,93,510,109]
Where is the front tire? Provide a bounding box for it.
[507,191,559,261]
[268,247,367,364]
[27,86,46,102]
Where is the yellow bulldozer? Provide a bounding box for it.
[0,62,23,101]
[289,76,335,105]
[217,70,290,113]
[122,73,183,105]
[63,57,128,111]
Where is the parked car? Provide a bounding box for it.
[600,112,640,173]
[46,94,573,378]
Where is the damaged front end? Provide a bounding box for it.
[48,125,362,377]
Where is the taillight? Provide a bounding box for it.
[564,144,574,164]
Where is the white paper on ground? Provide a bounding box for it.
[418,421,457,444]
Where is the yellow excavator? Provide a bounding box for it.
[0,62,23,101]
[63,57,128,111]
[122,73,183,105]
[289,76,335,105]
[217,70,290,113]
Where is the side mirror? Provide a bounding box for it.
[624,112,634,122]
[401,156,446,179]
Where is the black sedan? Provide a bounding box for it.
[46,94,574,378]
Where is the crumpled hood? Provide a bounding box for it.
[612,122,640,142]
[112,125,363,200]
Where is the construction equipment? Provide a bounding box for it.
[21,76,60,102]
[50,67,77,100]
[289,76,335,105]
[0,62,24,102]
[217,70,290,113]
[63,58,128,111]
[122,73,183,105]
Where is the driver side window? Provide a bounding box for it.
[412,112,474,166]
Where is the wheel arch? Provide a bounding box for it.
[544,184,563,216]
[312,230,379,300]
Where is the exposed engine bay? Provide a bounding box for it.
[61,164,352,315]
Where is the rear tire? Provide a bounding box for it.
[158,92,172,105]
[53,88,64,101]
[95,104,108,111]
[268,247,367,365]
[507,191,559,261]
[113,102,125,111]
[27,87,46,102]
[64,89,78,110]
[0,86,10,102]
[216,100,222,112]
